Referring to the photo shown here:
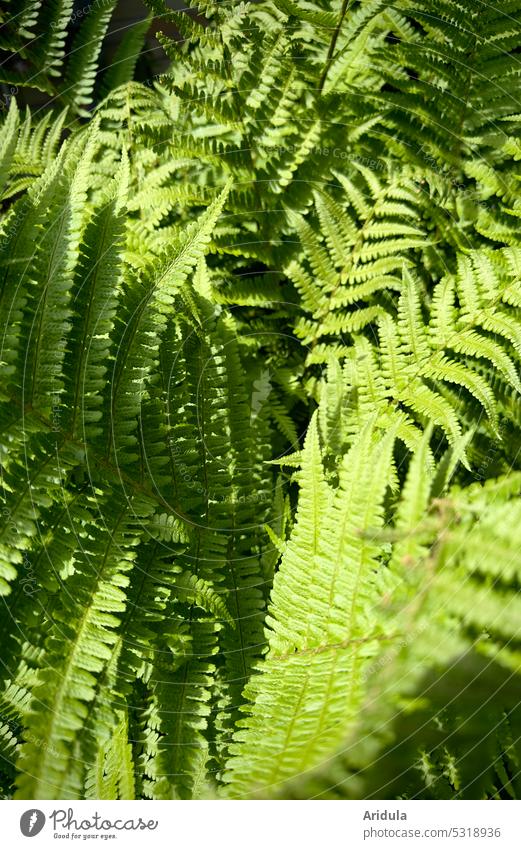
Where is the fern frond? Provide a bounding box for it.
[224,419,398,795]
[61,0,118,114]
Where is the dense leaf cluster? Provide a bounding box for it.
[1,0,521,800]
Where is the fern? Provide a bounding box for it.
[1,0,521,803]
[0,1,149,114]
[225,424,521,798]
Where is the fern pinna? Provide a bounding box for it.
[0,0,521,800]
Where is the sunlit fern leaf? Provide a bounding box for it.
[14,490,155,799]
[61,0,118,115]
[224,418,399,796]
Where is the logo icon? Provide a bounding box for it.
[20,810,46,837]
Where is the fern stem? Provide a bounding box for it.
[318,0,353,93]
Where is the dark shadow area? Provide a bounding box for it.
[361,652,521,799]
[0,0,197,114]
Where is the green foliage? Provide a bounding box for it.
[0,0,150,115]
[1,0,521,801]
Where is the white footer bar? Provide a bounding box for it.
[1,799,519,848]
